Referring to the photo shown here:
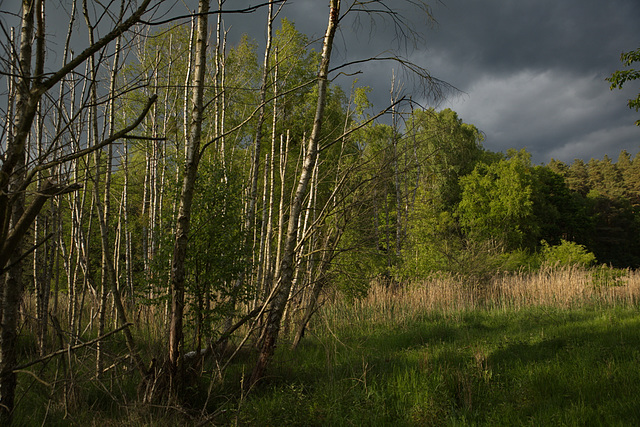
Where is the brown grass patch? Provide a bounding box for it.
[330,266,640,324]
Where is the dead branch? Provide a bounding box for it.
[13,323,134,371]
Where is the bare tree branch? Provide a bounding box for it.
[139,1,287,26]
[22,94,158,188]
[13,323,134,371]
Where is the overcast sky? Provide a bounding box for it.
[2,0,639,165]
[250,0,640,165]
[424,0,640,165]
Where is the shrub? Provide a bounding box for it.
[540,239,597,267]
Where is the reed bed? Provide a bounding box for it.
[489,265,640,309]
[322,265,640,327]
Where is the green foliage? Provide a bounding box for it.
[591,264,627,289]
[540,239,597,267]
[272,19,321,139]
[565,158,590,195]
[552,154,640,267]
[401,109,485,279]
[403,199,520,284]
[458,149,535,250]
[622,152,640,205]
[607,47,640,126]
[585,189,640,267]
[530,166,590,246]
[323,120,394,293]
[223,34,261,131]
[332,228,389,299]
[403,205,461,278]
[185,155,249,338]
[408,108,484,209]
[587,155,625,199]
[405,140,640,275]
[353,85,373,118]
[494,248,538,271]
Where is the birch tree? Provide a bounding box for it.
[251,0,341,386]
[0,0,156,421]
[168,0,209,388]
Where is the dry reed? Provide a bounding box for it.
[326,266,640,325]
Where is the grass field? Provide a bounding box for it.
[222,266,640,426]
[227,306,640,425]
[13,266,640,425]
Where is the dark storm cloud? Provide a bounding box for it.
[427,0,638,76]
[2,0,638,164]
[415,0,640,163]
[251,0,640,164]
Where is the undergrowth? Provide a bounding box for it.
[230,306,640,426]
[11,266,640,425]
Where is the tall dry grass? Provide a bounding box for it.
[323,265,640,326]
[488,265,640,309]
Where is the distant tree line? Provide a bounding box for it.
[547,152,640,267]
[334,108,640,290]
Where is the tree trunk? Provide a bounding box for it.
[282,156,317,335]
[274,130,290,280]
[168,0,209,389]
[250,0,341,387]
[247,0,276,252]
[94,0,126,374]
[262,55,279,294]
[391,73,403,257]
[223,0,275,346]
[33,54,47,357]
[0,1,35,421]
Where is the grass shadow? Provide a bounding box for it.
[236,306,640,425]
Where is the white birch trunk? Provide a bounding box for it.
[168,0,209,386]
[251,0,341,386]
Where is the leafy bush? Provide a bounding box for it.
[540,239,597,267]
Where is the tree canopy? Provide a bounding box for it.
[607,47,640,126]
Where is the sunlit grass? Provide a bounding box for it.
[228,266,640,425]
[232,306,640,425]
[14,266,640,425]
